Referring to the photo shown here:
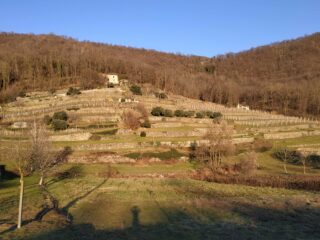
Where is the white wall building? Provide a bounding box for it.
[107,74,119,85]
[237,103,250,111]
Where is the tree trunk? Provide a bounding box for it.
[39,174,44,186]
[283,152,288,174]
[283,162,288,174]
[18,176,24,229]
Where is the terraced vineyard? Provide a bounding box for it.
[1,87,320,158]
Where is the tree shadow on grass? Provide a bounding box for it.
[0,178,107,235]
[19,202,320,240]
[45,165,84,187]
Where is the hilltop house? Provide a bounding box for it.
[101,73,119,86]
[237,103,250,111]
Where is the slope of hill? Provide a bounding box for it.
[0,32,320,117]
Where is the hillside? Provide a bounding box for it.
[0,32,320,117]
[1,85,320,239]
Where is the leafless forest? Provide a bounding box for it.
[0,32,320,117]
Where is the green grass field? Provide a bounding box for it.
[1,163,320,240]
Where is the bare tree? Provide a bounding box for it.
[29,121,68,186]
[282,148,289,174]
[121,110,141,130]
[135,103,148,120]
[238,152,258,175]
[7,137,32,229]
[195,122,235,171]
[301,155,307,175]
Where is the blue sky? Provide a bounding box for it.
[0,0,319,57]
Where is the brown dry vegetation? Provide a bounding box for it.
[0,32,320,118]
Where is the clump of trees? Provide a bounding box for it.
[195,111,206,118]
[122,110,141,130]
[51,119,68,131]
[122,104,151,130]
[151,107,222,120]
[151,107,165,116]
[273,148,320,174]
[140,119,151,128]
[154,92,167,99]
[150,107,175,117]
[135,103,151,128]
[191,122,235,173]
[44,111,69,131]
[174,110,194,118]
[130,85,142,95]
[237,152,258,175]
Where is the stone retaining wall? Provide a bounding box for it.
[264,130,320,140]
[68,153,135,164]
[50,132,92,141]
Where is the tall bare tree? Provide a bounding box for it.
[29,121,54,185]
[29,121,68,186]
[195,122,235,171]
[7,137,32,229]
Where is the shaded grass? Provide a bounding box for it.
[1,164,320,240]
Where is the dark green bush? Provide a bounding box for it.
[174,109,184,117]
[211,112,223,119]
[67,107,80,111]
[66,87,81,96]
[306,154,320,168]
[155,92,167,99]
[272,149,302,165]
[205,111,222,119]
[164,109,174,117]
[140,131,146,137]
[52,119,68,131]
[151,107,165,116]
[196,111,205,118]
[130,85,142,95]
[53,111,68,121]
[183,111,194,118]
[141,119,151,128]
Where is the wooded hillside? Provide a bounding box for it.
[0,32,320,118]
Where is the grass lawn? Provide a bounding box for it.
[273,135,320,147]
[1,163,320,240]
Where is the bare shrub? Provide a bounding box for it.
[135,103,148,120]
[194,122,235,172]
[238,152,258,175]
[122,110,141,130]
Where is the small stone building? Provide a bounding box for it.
[101,73,119,86]
[237,103,250,111]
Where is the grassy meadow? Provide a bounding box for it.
[1,163,320,240]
